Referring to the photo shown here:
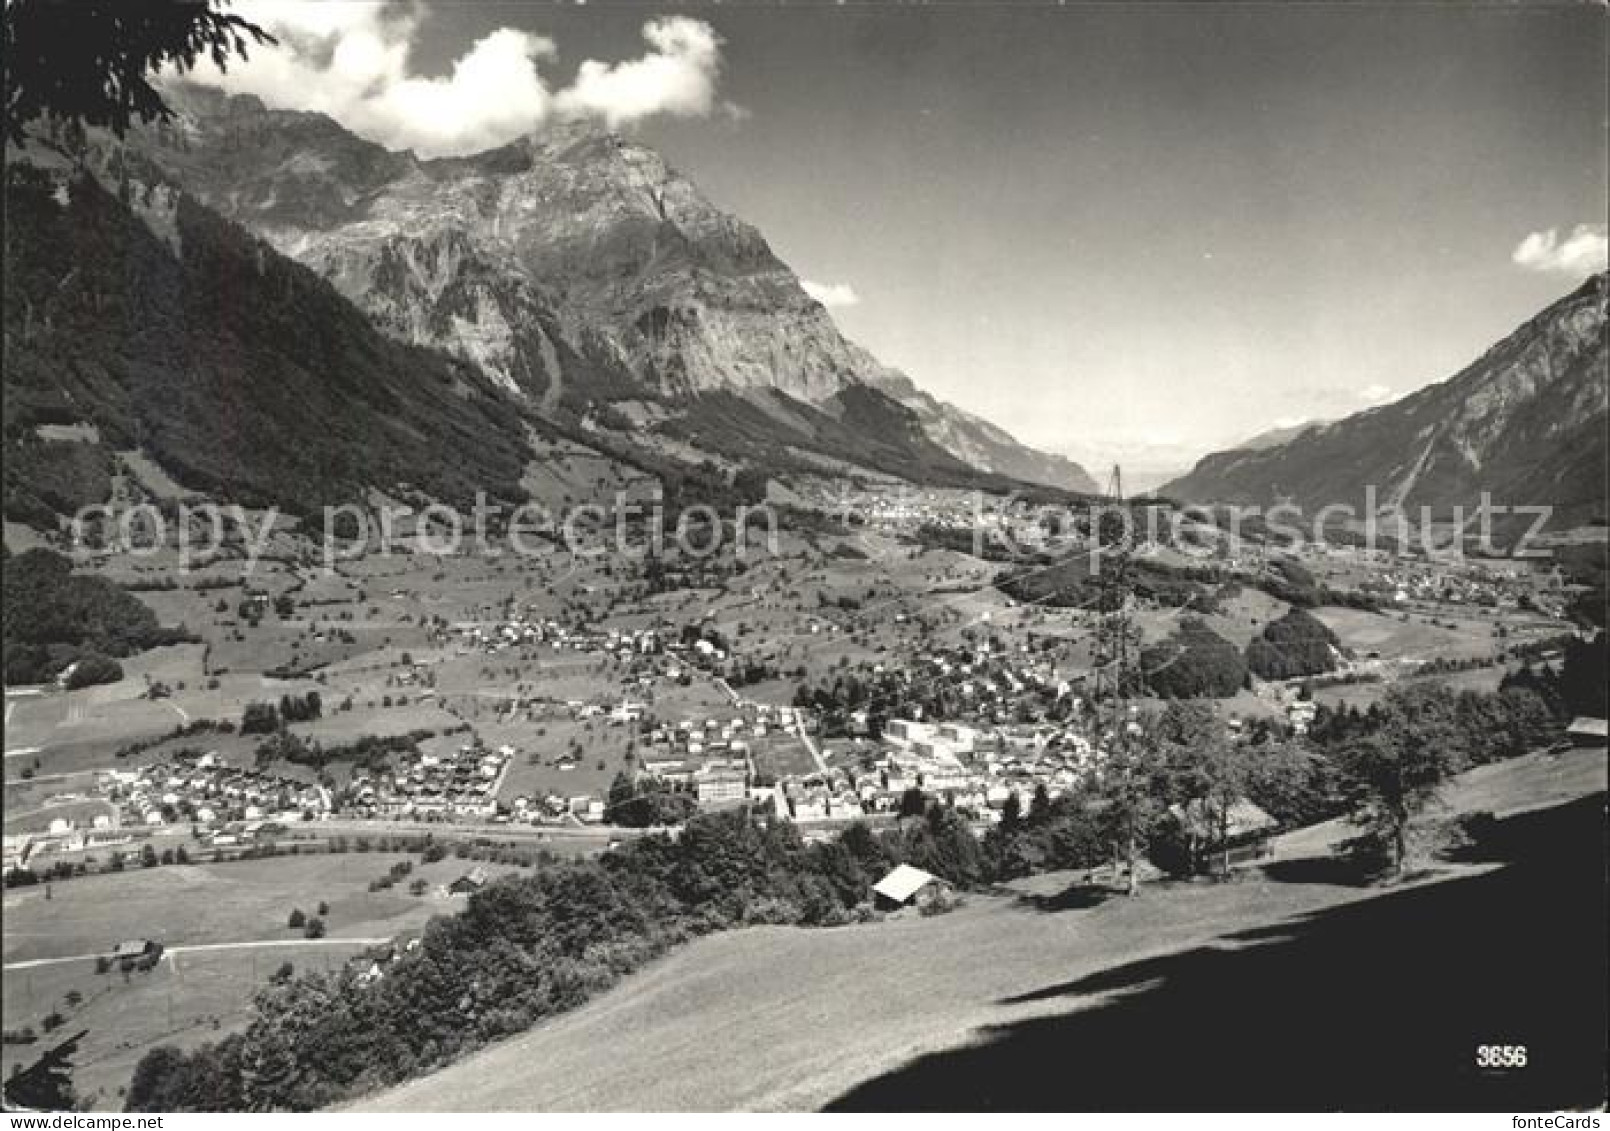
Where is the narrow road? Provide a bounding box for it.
[3,936,391,972]
[793,719,829,776]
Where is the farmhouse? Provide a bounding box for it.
[1166,797,1278,870]
[871,864,951,911]
[108,939,165,970]
[447,867,489,895]
[1566,717,1608,749]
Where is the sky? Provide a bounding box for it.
[194,1,1607,484]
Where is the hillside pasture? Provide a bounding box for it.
[2,941,377,1110]
[1311,606,1499,663]
[354,748,1606,1113]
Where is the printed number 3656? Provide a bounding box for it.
[1476,1045,1527,1068]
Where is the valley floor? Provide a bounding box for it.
[354,747,1607,1113]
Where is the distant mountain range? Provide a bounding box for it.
[1230,420,1329,452]
[130,88,1095,494]
[1162,274,1608,530]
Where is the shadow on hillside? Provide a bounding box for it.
[828,795,1607,1111]
[1258,854,1374,886]
[1014,880,1119,912]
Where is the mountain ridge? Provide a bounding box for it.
[1161,274,1608,530]
[123,87,1096,494]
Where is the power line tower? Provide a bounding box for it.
[1090,464,1146,895]
[1091,464,1138,711]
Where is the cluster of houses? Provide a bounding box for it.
[344,742,510,821]
[103,753,331,831]
[449,612,734,675]
[1361,559,1563,612]
[811,717,1106,824]
[453,614,663,659]
[637,703,808,805]
[3,826,134,873]
[787,479,1043,543]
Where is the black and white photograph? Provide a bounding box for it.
[1,0,1606,1117]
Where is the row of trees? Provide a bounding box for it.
[240,693,323,734]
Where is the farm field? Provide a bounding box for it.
[1,852,519,965]
[2,942,377,1109]
[1311,663,1508,711]
[1313,605,1514,663]
[1,851,535,1105]
[355,748,1606,1114]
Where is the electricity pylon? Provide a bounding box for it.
[1090,465,1146,895]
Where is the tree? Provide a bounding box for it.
[999,791,1023,833]
[286,908,305,930]
[241,701,279,734]
[1561,630,1608,718]
[1338,687,1461,874]
[606,771,637,818]
[303,917,326,940]
[4,0,275,145]
[897,787,928,818]
[1104,740,1167,896]
[1153,703,1256,875]
[1027,784,1053,826]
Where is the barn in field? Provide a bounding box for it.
[871,864,950,911]
[1566,717,1607,749]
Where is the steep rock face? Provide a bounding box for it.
[866,372,1099,494]
[126,88,1090,490]
[1162,274,1608,527]
[2,165,532,517]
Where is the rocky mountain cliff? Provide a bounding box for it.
[1161,274,1608,529]
[3,162,532,518]
[123,88,1093,493]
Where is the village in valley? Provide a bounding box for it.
[2,0,1606,1113]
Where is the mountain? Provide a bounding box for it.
[117,87,1092,493]
[1161,275,1609,530]
[864,372,1097,493]
[1231,420,1326,452]
[3,158,533,518]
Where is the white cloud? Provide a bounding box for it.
[179,3,735,158]
[1356,384,1393,405]
[1511,224,1609,276]
[555,18,726,129]
[801,279,860,308]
